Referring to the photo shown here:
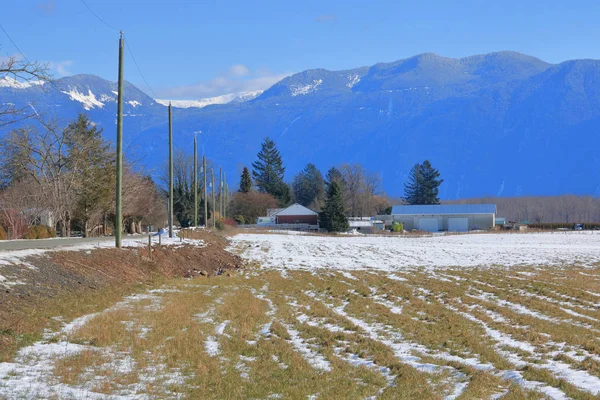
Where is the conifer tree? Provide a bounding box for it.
[252,137,289,206]
[292,163,325,209]
[319,182,349,232]
[404,160,443,205]
[65,114,113,236]
[239,167,252,193]
[420,160,443,205]
[325,167,345,192]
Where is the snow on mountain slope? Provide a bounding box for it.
[156,90,263,109]
[0,77,46,89]
[290,79,323,96]
[61,88,105,110]
[346,74,361,88]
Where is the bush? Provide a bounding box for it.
[24,225,57,239]
[0,226,6,240]
[527,222,600,230]
[215,219,225,230]
[234,215,245,225]
[223,218,237,227]
[229,192,280,226]
[392,221,403,232]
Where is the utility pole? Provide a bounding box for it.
[219,166,223,218]
[224,181,228,219]
[223,172,227,219]
[211,168,215,228]
[115,31,124,248]
[193,134,198,227]
[168,103,173,238]
[203,155,207,227]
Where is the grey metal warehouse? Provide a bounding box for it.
[379,204,497,232]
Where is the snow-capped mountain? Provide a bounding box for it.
[155,90,263,109]
[2,52,600,198]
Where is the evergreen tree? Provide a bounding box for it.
[404,163,423,205]
[292,163,325,209]
[420,160,443,205]
[64,114,114,236]
[239,167,252,193]
[325,166,347,213]
[252,137,289,205]
[319,182,349,232]
[325,167,345,192]
[404,160,443,205]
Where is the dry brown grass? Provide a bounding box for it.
[4,256,600,399]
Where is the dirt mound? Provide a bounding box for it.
[0,229,243,361]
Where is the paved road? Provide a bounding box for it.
[0,235,147,251]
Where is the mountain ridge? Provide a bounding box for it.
[2,51,600,198]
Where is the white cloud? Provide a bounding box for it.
[158,65,292,100]
[48,60,73,77]
[229,64,251,77]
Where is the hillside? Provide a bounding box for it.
[1,51,599,198]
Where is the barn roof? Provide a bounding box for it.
[391,204,497,215]
[275,203,318,216]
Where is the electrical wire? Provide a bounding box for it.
[124,37,161,100]
[79,0,120,32]
[0,22,32,64]
[77,1,160,100]
[0,22,65,95]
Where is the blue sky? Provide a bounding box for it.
[2,0,600,99]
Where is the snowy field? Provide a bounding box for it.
[231,231,600,271]
[1,231,599,399]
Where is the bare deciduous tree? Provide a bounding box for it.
[0,55,51,128]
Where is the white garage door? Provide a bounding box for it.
[418,218,439,232]
[448,218,469,232]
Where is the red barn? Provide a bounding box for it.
[274,204,318,225]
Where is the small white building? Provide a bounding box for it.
[378,204,497,232]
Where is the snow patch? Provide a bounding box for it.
[62,88,105,110]
[156,90,263,109]
[290,79,323,96]
[0,76,45,89]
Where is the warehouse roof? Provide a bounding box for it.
[391,204,497,215]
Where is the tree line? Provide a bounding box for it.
[0,113,165,239]
[229,137,392,230]
[446,195,600,223]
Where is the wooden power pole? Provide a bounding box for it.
[211,168,215,228]
[168,103,173,238]
[219,166,223,218]
[203,155,207,227]
[193,135,198,227]
[115,31,124,248]
[223,172,227,219]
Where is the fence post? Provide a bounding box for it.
[159,233,162,247]
[148,234,152,260]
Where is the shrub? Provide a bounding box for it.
[24,225,56,239]
[229,192,279,226]
[392,221,403,232]
[215,219,225,230]
[223,218,237,227]
[0,225,6,240]
[527,222,600,230]
[234,215,245,225]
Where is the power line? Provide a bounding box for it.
[79,0,120,32]
[0,22,64,94]
[0,23,32,64]
[77,1,160,99]
[124,37,160,99]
